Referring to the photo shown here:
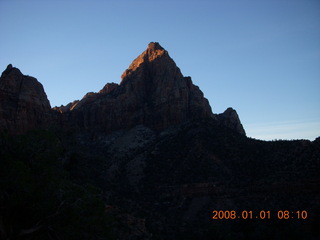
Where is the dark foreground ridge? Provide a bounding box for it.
[0,43,319,240]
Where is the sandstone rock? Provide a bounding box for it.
[99,82,119,94]
[53,100,80,113]
[60,42,214,132]
[0,64,51,133]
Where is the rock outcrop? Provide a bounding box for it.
[0,64,51,133]
[99,82,119,94]
[217,107,246,135]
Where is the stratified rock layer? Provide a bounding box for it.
[0,64,51,133]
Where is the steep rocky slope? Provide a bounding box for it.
[0,64,51,133]
[54,42,224,133]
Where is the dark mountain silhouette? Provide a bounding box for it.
[0,64,51,134]
[0,43,319,240]
[52,42,244,135]
[0,43,244,135]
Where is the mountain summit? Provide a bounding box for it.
[0,64,51,133]
[56,42,244,134]
[0,42,244,135]
[121,42,170,81]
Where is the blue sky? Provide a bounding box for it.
[1,0,319,140]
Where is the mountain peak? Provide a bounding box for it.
[121,42,170,81]
[0,64,22,80]
[6,64,13,71]
[0,66,51,133]
[147,42,164,51]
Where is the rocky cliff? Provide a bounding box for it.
[0,42,245,136]
[0,64,51,134]
[56,42,216,133]
[217,107,246,135]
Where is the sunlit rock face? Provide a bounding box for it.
[99,82,119,94]
[119,42,214,130]
[0,64,51,133]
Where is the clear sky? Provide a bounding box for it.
[1,0,319,140]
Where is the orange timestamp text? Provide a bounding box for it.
[212,210,308,220]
